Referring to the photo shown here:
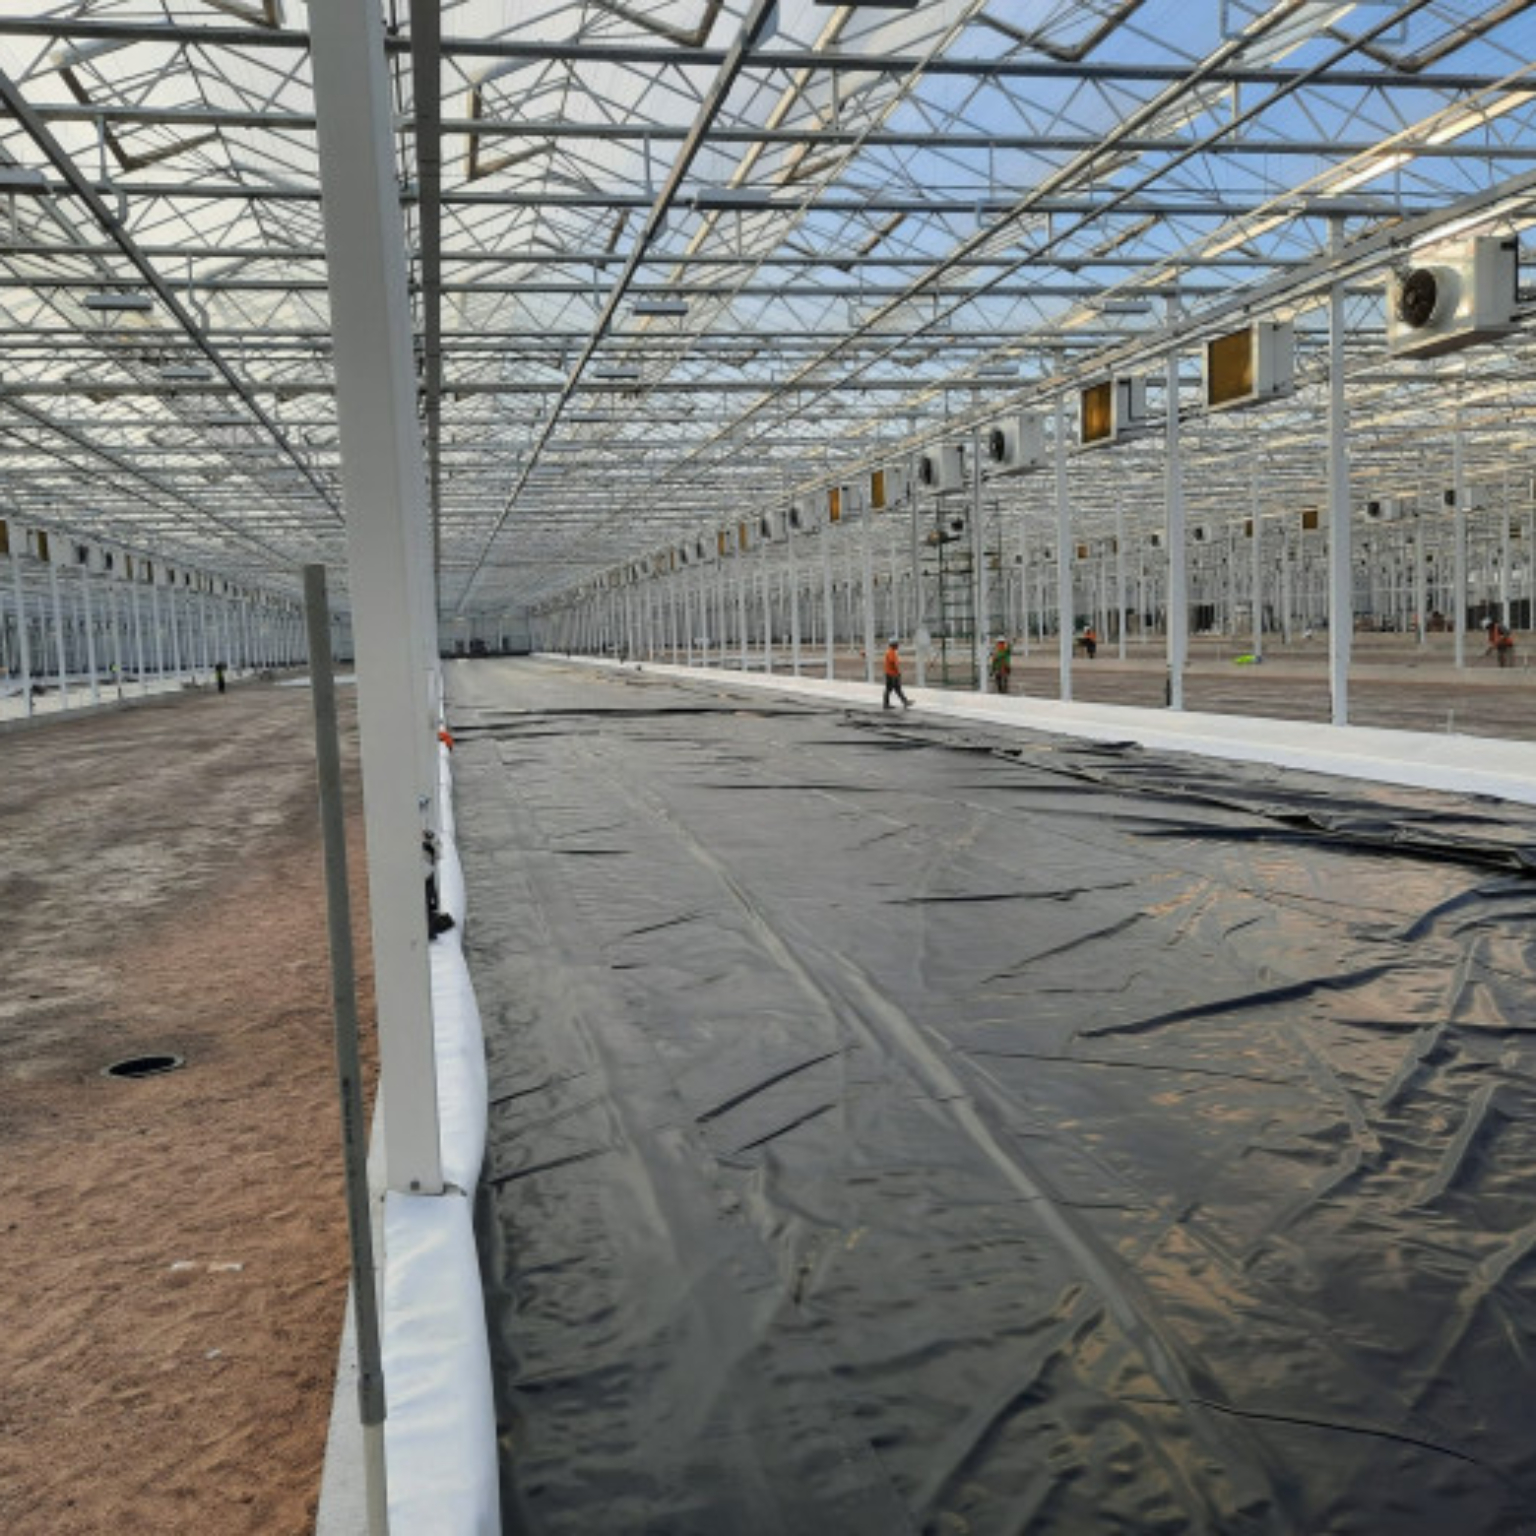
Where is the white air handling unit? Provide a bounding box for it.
[985,414,1047,474]
[916,443,965,494]
[1387,236,1518,360]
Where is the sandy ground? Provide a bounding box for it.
[0,679,374,1536]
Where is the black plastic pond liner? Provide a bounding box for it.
[452,662,1536,1536]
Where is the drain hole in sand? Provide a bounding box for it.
[103,1053,185,1080]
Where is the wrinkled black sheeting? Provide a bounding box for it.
[452,661,1536,1536]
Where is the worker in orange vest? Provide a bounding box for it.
[1486,618,1516,668]
[1082,625,1098,660]
[883,636,910,709]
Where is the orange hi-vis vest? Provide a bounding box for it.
[884,645,901,678]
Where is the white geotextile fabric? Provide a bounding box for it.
[428,877,486,1193]
[381,1191,498,1536]
[371,739,496,1533]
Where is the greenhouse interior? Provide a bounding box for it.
[4,2,1536,1535]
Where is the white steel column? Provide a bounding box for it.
[1453,419,1468,668]
[1050,399,1075,703]
[1251,465,1264,660]
[169,584,186,682]
[108,577,125,701]
[47,560,70,710]
[1165,308,1188,711]
[1327,230,1352,724]
[150,581,167,685]
[787,521,801,676]
[9,551,33,717]
[1054,396,1074,702]
[129,580,148,694]
[1019,505,1031,658]
[759,543,773,674]
[971,426,987,692]
[860,497,877,685]
[81,568,100,704]
[910,476,927,688]
[1500,471,1512,625]
[311,0,442,1194]
[736,549,749,671]
[821,523,835,679]
[1115,501,1127,660]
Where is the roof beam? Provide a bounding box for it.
[0,17,1511,91]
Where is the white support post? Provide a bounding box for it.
[9,551,33,717]
[1019,501,1032,659]
[1054,396,1074,702]
[971,426,987,692]
[759,543,773,674]
[737,549,749,675]
[150,581,166,685]
[822,525,835,680]
[787,521,801,676]
[310,0,442,1195]
[1501,471,1512,626]
[1453,419,1468,669]
[1115,501,1127,660]
[1165,303,1187,711]
[169,585,186,683]
[1327,226,1352,724]
[910,472,927,687]
[47,560,70,710]
[81,568,100,704]
[1251,469,1264,661]
[861,497,877,685]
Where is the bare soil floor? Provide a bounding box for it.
[0,679,373,1536]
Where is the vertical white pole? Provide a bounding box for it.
[1453,419,1467,669]
[107,577,124,700]
[1115,502,1127,660]
[129,580,147,694]
[1327,225,1351,724]
[150,580,166,685]
[760,543,773,674]
[81,568,100,704]
[48,560,70,710]
[169,584,186,682]
[1500,470,1512,625]
[736,546,749,672]
[1054,396,1073,702]
[1251,466,1263,660]
[910,473,927,688]
[787,522,801,676]
[1019,502,1031,659]
[971,427,987,692]
[10,551,32,717]
[861,495,877,685]
[821,521,835,680]
[310,0,442,1195]
[1165,303,1187,711]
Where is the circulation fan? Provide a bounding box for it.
[1395,266,1456,331]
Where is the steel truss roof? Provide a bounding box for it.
[0,0,1534,617]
